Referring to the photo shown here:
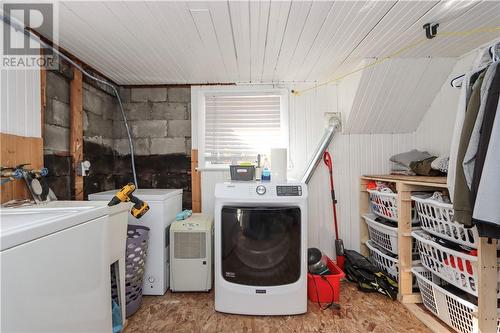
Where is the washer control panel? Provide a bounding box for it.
[276,185,302,196]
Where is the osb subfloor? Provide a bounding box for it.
[126,282,432,333]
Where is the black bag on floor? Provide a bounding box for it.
[343,249,398,300]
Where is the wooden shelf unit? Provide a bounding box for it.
[360,175,498,333]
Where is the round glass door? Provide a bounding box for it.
[221,206,301,286]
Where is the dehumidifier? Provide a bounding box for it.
[170,214,213,292]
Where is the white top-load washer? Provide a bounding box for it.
[0,201,130,333]
[214,182,308,315]
[89,189,182,295]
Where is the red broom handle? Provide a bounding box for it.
[323,151,339,241]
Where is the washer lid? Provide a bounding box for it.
[0,203,108,251]
[89,188,182,201]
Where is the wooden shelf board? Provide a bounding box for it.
[361,175,447,188]
[398,292,422,304]
[404,304,454,333]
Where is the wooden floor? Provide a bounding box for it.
[126,282,432,333]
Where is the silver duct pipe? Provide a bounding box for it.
[301,118,341,184]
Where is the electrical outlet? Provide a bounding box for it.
[324,112,342,131]
[76,160,91,176]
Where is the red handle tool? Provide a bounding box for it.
[323,151,345,270]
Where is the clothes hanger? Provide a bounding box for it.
[450,42,500,88]
[489,44,500,62]
[450,74,465,88]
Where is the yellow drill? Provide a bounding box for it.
[108,183,149,218]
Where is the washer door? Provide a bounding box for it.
[221,206,301,286]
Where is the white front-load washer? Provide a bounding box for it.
[214,182,308,315]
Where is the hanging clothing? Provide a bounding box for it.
[471,63,500,203]
[453,72,485,226]
[471,64,500,238]
[473,101,500,238]
[447,68,485,202]
[463,61,500,188]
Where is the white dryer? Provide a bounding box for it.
[214,182,308,315]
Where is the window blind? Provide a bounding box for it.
[204,94,283,166]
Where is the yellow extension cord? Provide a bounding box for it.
[291,26,500,96]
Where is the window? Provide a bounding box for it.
[201,89,288,168]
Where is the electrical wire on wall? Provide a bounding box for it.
[292,26,500,96]
[0,15,139,188]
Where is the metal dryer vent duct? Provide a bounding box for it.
[301,115,341,184]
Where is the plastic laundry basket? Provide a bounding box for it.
[412,230,500,298]
[412,267,500,333]
[366,240,421,288]
[412,195,480,248]
[125,225,150,317]
[367,189,418,222]
[363,213,420,255]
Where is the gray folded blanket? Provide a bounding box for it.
[390,149,433,168]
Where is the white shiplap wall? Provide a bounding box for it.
[0,22,42,138]
[194,83,415,256]
[344,58,457,134]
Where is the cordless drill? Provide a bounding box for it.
[108,183,149,218]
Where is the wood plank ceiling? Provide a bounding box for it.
[55,0,500,85]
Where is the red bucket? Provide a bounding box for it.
[307,257,344,303]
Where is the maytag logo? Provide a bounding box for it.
[255,289,266,294]
[1,2,59,69]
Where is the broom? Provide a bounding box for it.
[323,151,345,270]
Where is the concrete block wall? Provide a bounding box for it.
[82,75,118,197]
[43,81,192,207]
[43,60,119,199]
[43,61,72,199]
[113,87,191,156]
[44,65,72,154]
[83,82,115,149]
[113,87,192,208]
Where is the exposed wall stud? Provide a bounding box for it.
[70,66,84,200]
[191,149,201,213]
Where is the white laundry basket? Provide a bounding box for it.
[412,267,500,333]
[363,213,420,255]
[367,189,417,222]
[412,230,500,297]
[365,240,420,287]
[367,189,399,221]
[412,196,479,248]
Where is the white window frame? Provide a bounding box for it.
[194,86,289,170]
